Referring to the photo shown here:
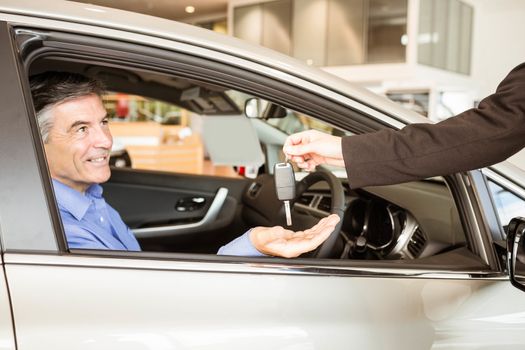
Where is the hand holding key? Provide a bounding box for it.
[283,130,345,171]
[274,162,295,226]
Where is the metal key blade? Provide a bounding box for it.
[284,200,292,226]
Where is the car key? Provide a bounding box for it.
[274,162,296,226]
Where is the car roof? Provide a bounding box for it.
[1,0,427,125]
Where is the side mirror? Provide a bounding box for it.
[244,98,287,119]
[244,98,263,118]
[506,217,525,292]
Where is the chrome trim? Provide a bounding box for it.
[454,173,493,266]
[489,162,525,187]
[483,168,525,200]
[389,210,420,258]
[3,253,508,280]
[466,171,504,269]
[132,187,228,238]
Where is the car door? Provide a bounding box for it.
[2,12,525,350]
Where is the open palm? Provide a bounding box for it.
[250,214,340,258]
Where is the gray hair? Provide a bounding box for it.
[29,71,105,143]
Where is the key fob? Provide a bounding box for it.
[274,162,295,200]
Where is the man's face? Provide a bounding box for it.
[44,94,113,193]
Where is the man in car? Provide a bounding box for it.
[31,71,339,257]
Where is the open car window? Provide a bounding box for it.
[18,28,487,273]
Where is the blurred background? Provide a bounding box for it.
[71,0,525,167]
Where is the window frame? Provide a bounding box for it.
[13,26,381,255]
[7,23,502,278]
[0,22,62,253]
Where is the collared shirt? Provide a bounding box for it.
[53,179,141,251]
[52,179,264,256]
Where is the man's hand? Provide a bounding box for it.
[249,214,340,258]
[283,130,344,171]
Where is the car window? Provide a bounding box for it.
[20,31,473,267]
[29,62,467,261]
[487,179,525,229]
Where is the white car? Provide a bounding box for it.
[0,1,525,349]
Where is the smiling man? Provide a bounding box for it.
[30,71,339,257]
[43,94,112,191]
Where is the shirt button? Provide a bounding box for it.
[100,217,104,222]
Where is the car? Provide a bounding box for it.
[1,1,525,349]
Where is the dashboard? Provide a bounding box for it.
[243,173,465,260]
[302,178,465,260]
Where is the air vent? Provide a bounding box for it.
[407,228,426,257]
[317,196,332,212]
[297,194,314,206]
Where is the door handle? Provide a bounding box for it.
[133,187,229,238]
[175,196,206,212]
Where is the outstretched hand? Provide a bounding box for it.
[250,214,340,258]
[283,130,344,171]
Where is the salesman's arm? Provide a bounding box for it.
[342,62,525,188]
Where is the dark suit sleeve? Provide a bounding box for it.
[342,62,525,189]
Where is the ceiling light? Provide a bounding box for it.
[401,34,408,46]
[185,6,195,14]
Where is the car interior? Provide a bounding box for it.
[22,29,480,267]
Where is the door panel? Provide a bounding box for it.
[5,253,525,350]
[104,168,251,253]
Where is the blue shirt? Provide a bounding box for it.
[52,179,263,256]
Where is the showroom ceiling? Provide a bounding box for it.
[69,0,228,21]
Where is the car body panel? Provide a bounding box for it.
[0,21,59,251]
[4,253,525,350]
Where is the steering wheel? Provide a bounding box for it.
[294,168,345,258]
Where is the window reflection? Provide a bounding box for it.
[487,180,525,230]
